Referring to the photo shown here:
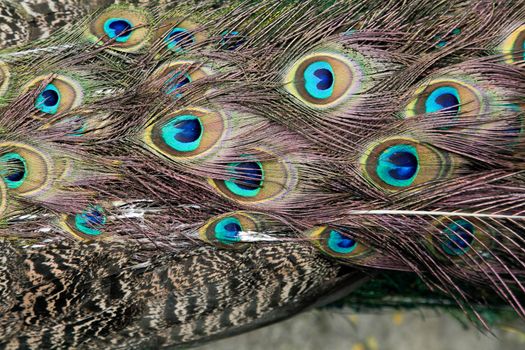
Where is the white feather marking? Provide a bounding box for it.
[348,210,525,219]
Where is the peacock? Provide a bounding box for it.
[0,0,523,348]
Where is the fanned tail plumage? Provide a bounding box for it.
[0,0,524,348]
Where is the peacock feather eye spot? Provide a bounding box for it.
[304,61,335,99]
[61,204,108,240]
[425,86,460,115]
[87,6,151,52]
[35,83,61,114]
[224,161,264,197]
[74,205,107,237]
[153,19,206,55]
[362,138,453,192]
[104,18,133,42]
[219,30,246,50]
[161,114,203,152]
[209,149,294,205]
[164,72,192,96]
[405,79,481,119]
[154,61,211,98]
[0,143,52,196]
[307,226,371,261]
[165,27,195,52]
[499,104,524,142]
[327,230,357,254]
[428,217,494,262]
[286,52,361,109]
[500,24,525,63]
[441,219,475,256]
[377,144,419,187]
[145,108,226,159]
[214,217,243,245]
[24,75,84,116]
[0,153,27,189]
[199,212,264,249]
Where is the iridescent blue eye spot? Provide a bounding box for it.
[0,153,27,189]
[60,116,87,137]
[377,144,419,187]
[303,61,335,100]
[165,27,195,52]
[219,30,246,50]
[425,86,460,116]
[71,117,87,137]
[103,18,133,43]
[441,219,475,256]
[434,28,461,48]
[161,114,203,152]
[214,217,243,245]
[225,161,264,197]
[497,104,523,140]
[164,72,192,96]
[75,205,106,236]
[35,83,61,114]
[327,230,357,254]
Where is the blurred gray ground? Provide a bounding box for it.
[196,309,525,350]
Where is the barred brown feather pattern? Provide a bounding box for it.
[0,240,362,349]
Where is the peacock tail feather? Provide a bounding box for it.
[0,0,523,348]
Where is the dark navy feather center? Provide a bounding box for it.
[314,68,334,90]
[336,234,356,249]
[442,220,475,255]
[220,30,245,50]
[168,29,194,49]
[174,118,202,143]
[109,20,132,37]
[387,152,418,180]
[232,162,263,190]
[223,222,242,239]
[5,158,25,182]
[166,73,191,94]
[447,223,474,249]
[435,93,460,114]
[84,208,105,227]
[42,89,59,107]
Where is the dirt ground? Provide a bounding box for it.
[196,309,525,350]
